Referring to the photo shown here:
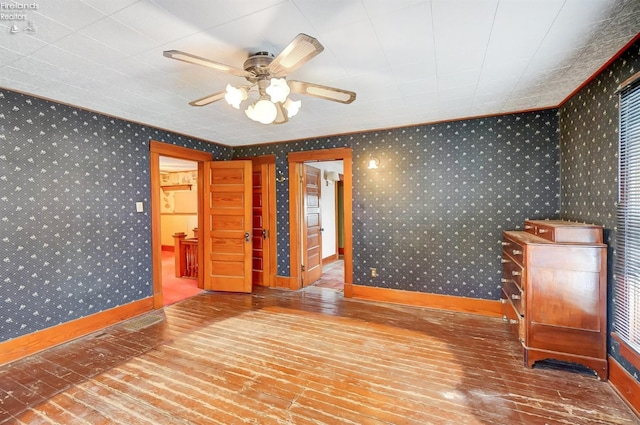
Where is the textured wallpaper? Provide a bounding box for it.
[1,89,562,343]
[560,39,640,381]
[0,89,231,341]
[234,110,560,299]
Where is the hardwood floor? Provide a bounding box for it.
[0,287,638,425]
[309,259,344,291]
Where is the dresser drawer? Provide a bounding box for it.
[502,291,525,343]
[523,221,537,235]
[501,277,524,315]
[523,221,557,242]
[502,238,524,264]
[502,254,524,289]
[524,220,603,243]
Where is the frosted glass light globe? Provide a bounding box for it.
[283,98,301,117]
[224,84,247,109]
[246,99,277,124]
[266,78,290,103]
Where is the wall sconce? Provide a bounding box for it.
[276,170,287,183]
[367,155,380,170]
[325,170,340,186]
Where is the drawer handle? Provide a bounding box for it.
[501,259,510,263]
[511,294,521,300]
[509,319,518,325]
[512,271,521,276]
[512,249,522,255]
[501,241,509,246]
[501,278,509,283]
[524,225,534,230]
[500,298,507,304]
[538,228,548,234]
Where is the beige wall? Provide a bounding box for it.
[160,170,198,247]
[161,214,198,246]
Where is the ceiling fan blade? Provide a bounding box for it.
[288,80,356,104]
[189,91,227,107]
[164,50,253,78]
[268,34,324,77]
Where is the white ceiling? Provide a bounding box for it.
[1,1,638,147]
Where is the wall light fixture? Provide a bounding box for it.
[367,156,380,170]
[325,170,340,185]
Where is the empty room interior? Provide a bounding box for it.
[2,1,640,423]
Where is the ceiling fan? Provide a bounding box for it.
[163,34,356,125]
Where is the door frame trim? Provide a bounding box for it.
[149,140,213,308]
[288,148,353,294]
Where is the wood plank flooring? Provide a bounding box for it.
[309,259,344,291]
[0,287,638,425]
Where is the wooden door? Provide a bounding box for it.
[303,164,322,285]
[202,160,252,293]
[252,164,271,286]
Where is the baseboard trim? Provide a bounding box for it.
[153,291,164,309]
[0,297,154,366]
[322,254,339,264]
[276,275,296,290]
[349,284,502,317]
[344,282,354,298]
[609,357,640,417]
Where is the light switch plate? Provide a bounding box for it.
[136,202,144,213]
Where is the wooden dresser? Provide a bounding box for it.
[501,220,608,379]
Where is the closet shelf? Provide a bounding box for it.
[161,184,192,192]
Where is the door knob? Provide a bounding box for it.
[262,229,267,239]
[244,232,250,242]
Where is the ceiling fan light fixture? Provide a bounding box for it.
[283,98,301,118]
[165,34,356,124]
[224,84,248,109]
[246,98,277,124]
[266,78,290,103]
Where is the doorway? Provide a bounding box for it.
[288,148,353,296]
[158,156,203,305]
[302,160,344,291]
[149,141,212,308]
[151,144,280,306]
